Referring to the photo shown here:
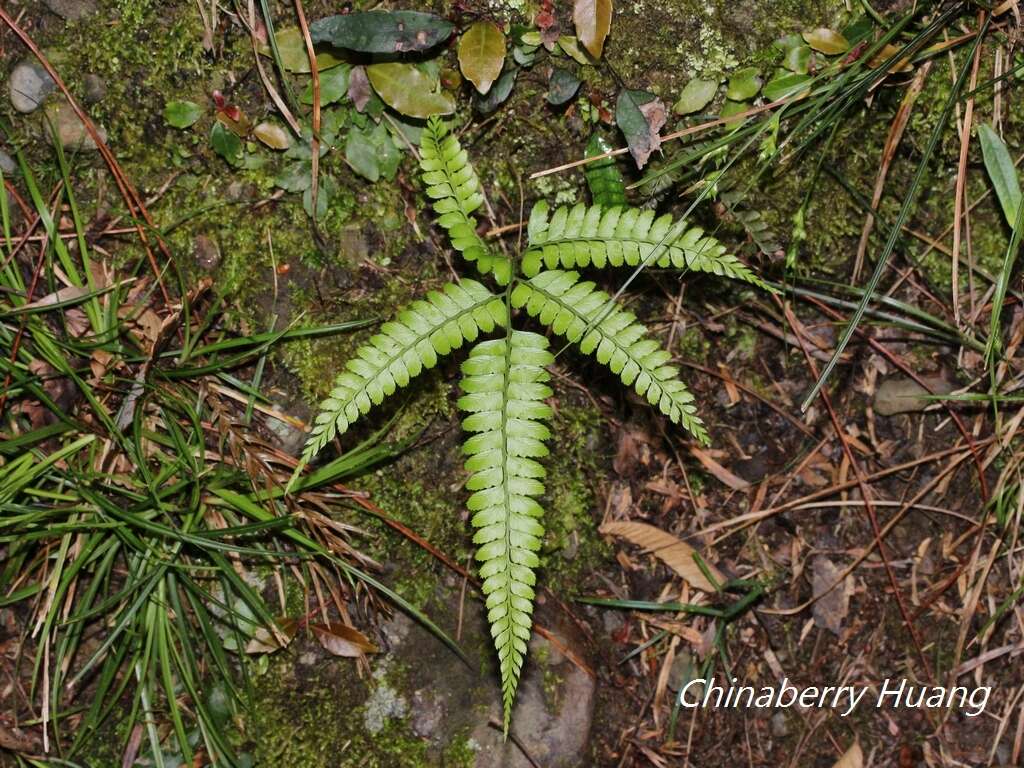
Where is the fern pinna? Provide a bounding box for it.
[292,118,769,729]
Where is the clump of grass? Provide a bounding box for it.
[0,127,444,765]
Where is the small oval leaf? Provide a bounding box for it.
[458,21,506,95]
[253,121,291,150]
[164,100,203,129]
[725,67,762,101]
[673,78,717,115]
[802,27,849,55]
[366,62,455,118]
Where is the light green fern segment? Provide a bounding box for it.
[458,331,553,730]
[512,270,709,444]
[522,201,768,290]
[298,280,506,467]
[420,117,512,285]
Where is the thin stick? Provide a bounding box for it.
[528,95,802,179]
[294,0,319,215]
[951,11,985,329]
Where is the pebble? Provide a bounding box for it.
[43,101,107,152]
[83,74,106,103]
[9,61,55,113]
[43,0,98,21]
[0,152,15,176]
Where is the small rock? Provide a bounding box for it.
[668,650,695,691]
[9,61,55,113]
[83,74,106,103]
[811,556,849,636]
[873,374,956,416]
[770,712,788,737]
[264,414,306,456]
[44,0,98,20]
[193,234,221,271]
[0,151,15,176]
[43,101,107,152]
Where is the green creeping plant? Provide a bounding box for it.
[291,117,770,730]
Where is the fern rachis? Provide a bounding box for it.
[296,116,769,727]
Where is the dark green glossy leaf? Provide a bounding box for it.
[310,11,453,54]
[546,67,581,105]
[476,68,517,113]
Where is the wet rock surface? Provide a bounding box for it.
[385,584,596,766]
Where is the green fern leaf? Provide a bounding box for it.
[458,330,553,731]
[522,201,768,290]
[512,270,709,443]
[420,117,512,285]
[584,133,627,209]
[296,280,506,473]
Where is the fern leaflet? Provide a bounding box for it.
[584,133,627,209]
[522,201,768,290]
[512,269,709,443]
[420,117,512,285]
[458,331,552,731]
[296,280,506,472]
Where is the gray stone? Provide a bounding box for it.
[9,61,55,113]
[771,712,789,737]
[0,152,15,176]
[43,0,98,21]
[263,413,306,456]
[83,74,106,103]
[193,234,221,271]
[874,374,956,416]
[43,102,107,152]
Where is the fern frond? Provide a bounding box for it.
[458,330,553,731]
[420,117,512,285]
[584,133,627,209]
[522,201,769,290]
[512,270,710,443]
[297,280,506,470]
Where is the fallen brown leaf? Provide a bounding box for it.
[600,521,722,592]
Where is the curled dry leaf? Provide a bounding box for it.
[615,90,665,169]
[600,521,723,592]
[573,0,612,59]
[689,446,750,491]
[811,556,849,635]
[245,618,298,654]
[832,740,863,768]
[458,21,506,95]
[311,622,379,657]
